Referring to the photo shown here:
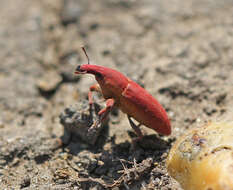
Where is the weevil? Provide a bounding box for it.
[75,47,171,139]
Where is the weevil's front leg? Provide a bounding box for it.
[88,98,115,134]
[97,98,115,122]
[88,83,101,105]
[127,115,143,140]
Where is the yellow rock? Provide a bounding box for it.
[167,122,233,190]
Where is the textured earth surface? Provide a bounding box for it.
[0,0,232,189]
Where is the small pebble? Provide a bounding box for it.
[20,177,30,188]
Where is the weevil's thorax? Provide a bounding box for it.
[93,66,129,100]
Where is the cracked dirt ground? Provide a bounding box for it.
[0,0,233,189]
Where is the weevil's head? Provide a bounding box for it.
[74,47,128,96]
[75,64,88,74]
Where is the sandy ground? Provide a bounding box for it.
[0,0,233,189]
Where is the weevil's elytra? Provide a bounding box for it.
[75,47,171,138]
[120,80,171,135]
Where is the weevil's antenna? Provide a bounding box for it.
[81,46,90,64]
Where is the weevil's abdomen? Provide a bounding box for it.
[120,81,171,135]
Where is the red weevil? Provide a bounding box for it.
[75,47,171,139]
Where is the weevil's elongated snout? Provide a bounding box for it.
[74,65,87,74]
[74,64,105,78]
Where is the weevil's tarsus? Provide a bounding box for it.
[81,46,90,65]
[127,115,143,139]
[88,98,115,136]
[88,118,102,136]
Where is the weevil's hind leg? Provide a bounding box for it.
[88,98,115,134]
[127,115,143,140]
[88,83,102,105]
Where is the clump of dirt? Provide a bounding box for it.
[59,100,106,145]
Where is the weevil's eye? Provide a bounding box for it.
[76,65,82,71]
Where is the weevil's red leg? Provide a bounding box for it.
[98,98,115,122]
[88,84,101,105]
[127,115,143,140]
[88,98,115,133]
